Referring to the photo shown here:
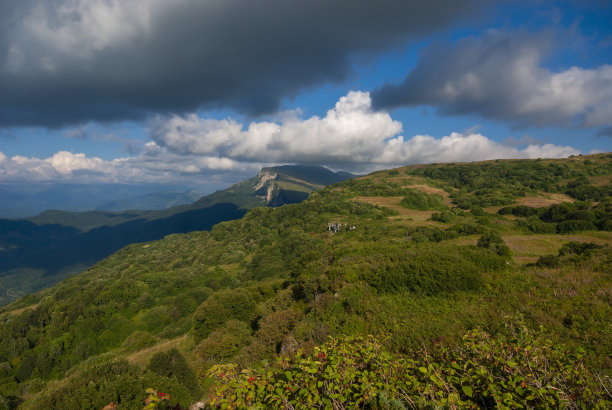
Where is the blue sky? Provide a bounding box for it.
[0,0,610,190]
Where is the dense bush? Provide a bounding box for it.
[535,254,561,268]
[358,245,500,294]
[25,356,192,409]
[146,348,201,399]
[448,223,488,235]
[558,241,603,258]
[557,219,596,234]
[207,322,611,409]
[195,320,252,366]
[399,189,447,211]
[193,288,257,342]
[430,210,456,223]
[404,226,458,243]
[477,233,512,258]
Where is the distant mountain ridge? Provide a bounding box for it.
[95,190,202,212]
[0,165,354,305]
[0,183,200,218]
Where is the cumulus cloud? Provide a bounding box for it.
[151,91,403,165]
[0,0,486,128]
[0,92,582,184]
[372,30,612,129]
[151,91,580,171]
[0,147,263,184]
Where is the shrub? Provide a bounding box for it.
[359,245,495,294]
[527,220,557,234]
[448,223,488,235]
[25,356,192,409]
[146,348,201,399]
[405,227,457,243]
[557,220,596,234]
[477,233,512,258]
[535,255,560,268]
[195,320,252,364]
[207,322,610,409]
[193,288,256,341]
[431,211,455,223]
[558,242,603,257]
[400,189,447,211]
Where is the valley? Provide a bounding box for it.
[0,166,353,306]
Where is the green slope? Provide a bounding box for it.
[0,154,610,409]
[0,165,353,306]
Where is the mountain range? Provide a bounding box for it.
[0,184,206,218]
[0,165,354,306]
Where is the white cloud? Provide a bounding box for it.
[151,91,580,170]
[151,91,403,164]
[7,0,153,70]
[47,151,107,174]
[0,92,582,184]
[0,147,262,184]
[372,30,612,129]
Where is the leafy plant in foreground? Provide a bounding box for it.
[206,320,611,409]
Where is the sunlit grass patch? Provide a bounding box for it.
[125,335,189,366]
[502,233,611,264]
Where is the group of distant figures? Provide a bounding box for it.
[327,222,356,233]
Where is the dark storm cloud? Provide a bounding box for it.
[372,30,612,129]
[596,127,612,137]
[0,0,486,128]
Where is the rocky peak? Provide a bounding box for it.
[254,169,279,203]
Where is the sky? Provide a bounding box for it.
[0,0,611,192]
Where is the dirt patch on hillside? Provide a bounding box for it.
[0,303,39,317]
[517,193,574,207]
[352,196,436,223]
[353,196,403,210]
[588,174,611,186]
[503,234,611,265]
[126,335,188,365]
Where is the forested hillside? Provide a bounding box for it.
[0,154,610,409]
[0,165,352,306]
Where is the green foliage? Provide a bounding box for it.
[557,219,597,233]
[25,355,192,409]
[448,222,488,235]
[410,155,611,208]
[207,322,611,409]
[146,348,201,399]
[195,320,252,365]
[431,210,456,223]
[399,189,447,211]
[566,177,612,201]
[193,288,257,342]
[404,226,458,243]
[357,244,500,294]
[502,201,610,234]
[477,233,512,258]
[535,254,561,268]
[143,388,172,410]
